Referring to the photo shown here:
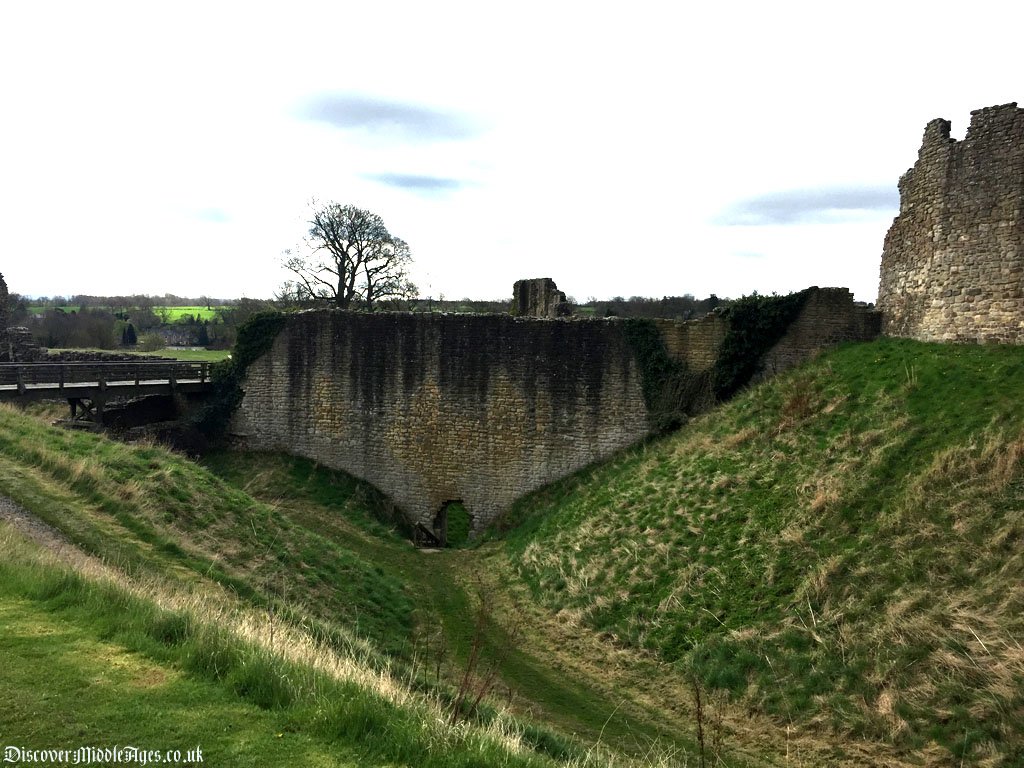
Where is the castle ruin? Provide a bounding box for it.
[232,287,876,536]
[0,273,45,362]
[877,103,1024,343]
[512,277,572,318]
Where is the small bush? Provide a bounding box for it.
[138,332,165,352]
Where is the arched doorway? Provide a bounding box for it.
[433,500,472,548]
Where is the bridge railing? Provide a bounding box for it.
[0,361,212,392]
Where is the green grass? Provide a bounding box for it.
[199,452,709,763]
[0,529,564,768]
[499,338,1024,766]
[28,305,226,322]
[145,347,231,362]
[6,336,1020,765]
[0,409,671,766]
[47,347,231,362]
[158,306,225,322]
[0,407,415,657]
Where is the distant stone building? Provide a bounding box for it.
[877,103,1024,343]
[512,278,572,318]
[0,273,44,362]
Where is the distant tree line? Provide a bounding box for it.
[28,293,229,311]
[581,294,724,320]
[15,295,275,351]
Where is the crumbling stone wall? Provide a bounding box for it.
[232,287,877,535]
[653,313,729,371]
[4,327,45,362]
[878,103,1024,343]
[512,278,571,317]
[655,287,877,378]
[232,312,649,533]
[0,274,44,362]
[758,288,880,378]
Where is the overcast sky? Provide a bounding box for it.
[1,1,1020,304]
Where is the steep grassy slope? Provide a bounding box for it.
[0,520,575,768]
[198,451,715,764]
[0,406,414,655]
[0,403,708,767]
[500,338,1024,766]
[0,407,612,768]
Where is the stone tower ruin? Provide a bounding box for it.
[877,103,1024,343]
[512,277,572,318]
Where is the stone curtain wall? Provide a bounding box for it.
[758,288,881,378]
[232,288,875,534]
[654,314,729,371]
[0,272,9,362]
[231,312,650,532]
[878,104,1024,343]
[656,288,877,376]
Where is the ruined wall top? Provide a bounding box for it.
[512,278,571,318]
[877,103,1024,343]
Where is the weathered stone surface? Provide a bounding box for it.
[231,289,876,534]
[655,288,878,378]
[878,103,1024,343]
[1,275,46,362]
[231,312,649,533]
[512,278,571,318]
[3,327,45,363]
[758,288,881,379]
[653,312,729,371]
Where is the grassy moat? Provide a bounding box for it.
[0,337,1021,766]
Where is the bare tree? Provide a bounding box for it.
[282,202,417,311]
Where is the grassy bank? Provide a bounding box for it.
[4,336,1019,765]
[499,338,1024,766]
[0,405,675,766]
[46,347,231,362]
[0,406,414,656]
[0,526,566,768]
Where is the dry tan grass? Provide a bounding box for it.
[481,546,930,768]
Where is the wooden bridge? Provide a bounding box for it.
[0,361,213,424]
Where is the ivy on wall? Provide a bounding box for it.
[622,319,712,433]
[624,288,813,432]
[711,288,813,400]
[205,292,813,443]
[194,311,288,440]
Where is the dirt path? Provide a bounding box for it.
[0,494,73,550]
